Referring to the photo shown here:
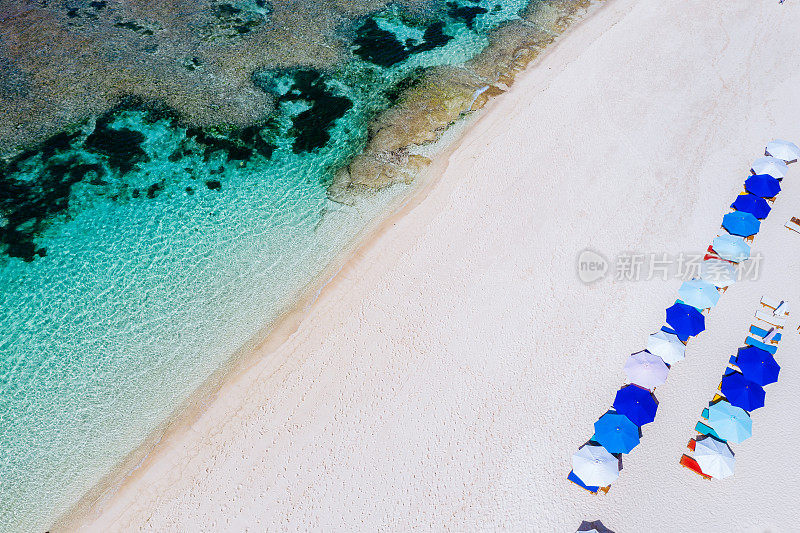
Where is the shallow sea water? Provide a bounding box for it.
[0,0,570,530]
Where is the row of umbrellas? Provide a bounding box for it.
[686,140,796,479]
[571,141,796,488]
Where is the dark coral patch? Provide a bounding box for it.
[205,180,222,190]
[84,112,150,174]
[447,2,488,28]
[353,17,454,68]
[0,154,98,262]
[254,69,352,154]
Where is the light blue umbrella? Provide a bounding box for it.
[678,279,721,309]
[712,235,751,263]
[708,400,752,444]
[722,211,761,237]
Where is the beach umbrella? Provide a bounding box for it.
[594,412,640,454]
[765,139,800,163]
[572,445,620,486]
[711,235,751,263]
[707,400,752,444]
[745,174,781,198]
[678,279,721,310]
[646,330,685,364]
[694,436,735,479]
[751,156,788,179]
[624,350,669,389]
[612,385,658,426]
[722,211,761,237]
[721,372,765,411]
[666,302,705,341]
[736,346,780,386]
[730,194,771,220]
[700,259,738,288]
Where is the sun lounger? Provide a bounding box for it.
[745,336,778,354]
[761,296,790,316]
[680,454,712,480]
[785,217,800,234]
[755,309,786,328]
[567,470,610,494]
[695,421,723,440]
[750,325,782,343]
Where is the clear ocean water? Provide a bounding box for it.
[0,0,569,530]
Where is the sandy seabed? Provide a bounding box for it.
[60,0,800,531]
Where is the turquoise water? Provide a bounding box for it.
[0,0,558,530]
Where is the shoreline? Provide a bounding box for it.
[52,2,609,530]
[52,0,800,529]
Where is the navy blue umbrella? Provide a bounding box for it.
[721,372,765,411]
[666,301,705,342]
[736,346,780,386]
[593,411,640,454]
[731,194,771,219]
[745,174,781,198]
[612,385,658,426]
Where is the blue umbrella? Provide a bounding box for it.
[612,385,658,427]
[731,194,771,219]
[708,401,752,444]
[678,279,720,309]
[736,346,780,386]
[712,235,751,263]
[722,211,761,237]
[721,372,765,412]
[594,411,640,454]
[745,174,781,198]
[666,301,705,341]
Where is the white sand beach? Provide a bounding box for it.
[62,0,800,531]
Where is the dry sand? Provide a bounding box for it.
[62,0,800,531]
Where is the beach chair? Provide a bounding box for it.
[761,296,790,316]
[785,217,800,234]
[695,421,723,441]
[680,454,712,480]
[750,325,782,343]
[567,470,610,495]
[745,336,778,354]
[755,309,786,328]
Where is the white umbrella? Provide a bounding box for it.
[624,350,668,389]
[646,330,685,365]
[572,445,619,486]
[765,139,800,163]
[700,259,738,288]
[694,436,735,479]
[751,156,788,179]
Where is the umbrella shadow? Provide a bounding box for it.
[577,519,615,532]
